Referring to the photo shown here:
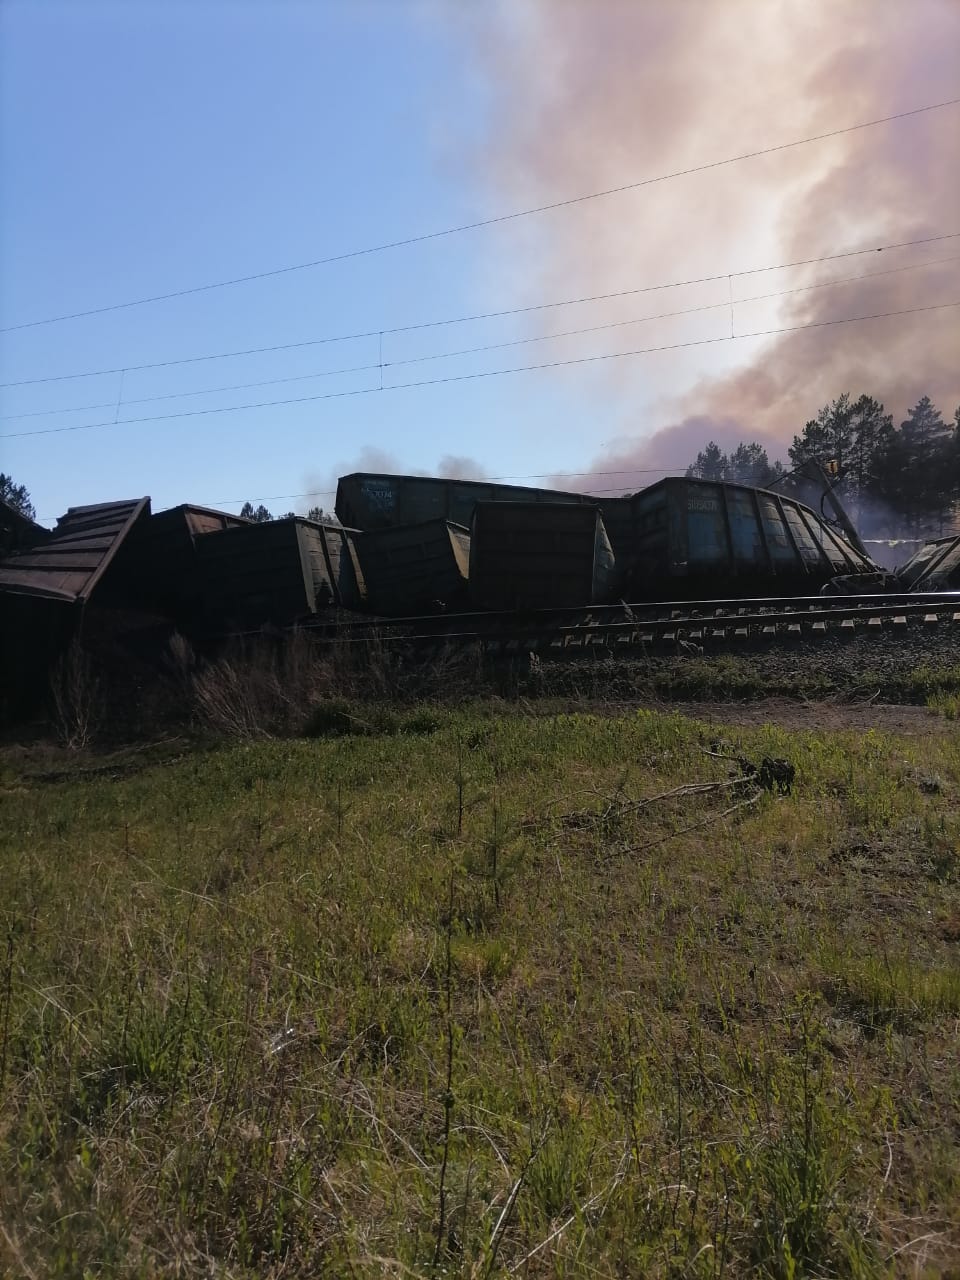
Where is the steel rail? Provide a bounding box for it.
[297,590,960,634]
[271,592,960,651]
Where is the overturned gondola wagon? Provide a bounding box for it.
[194,517,365,627]
[896,534,960,591]
[470,502,617,610]
[355,520,471,615]
[621,478,878,597]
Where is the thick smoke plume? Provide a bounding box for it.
[298,449,489,516]
[464,0,960,490]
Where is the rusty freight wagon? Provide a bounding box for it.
[622,478,878,596]
[194,517,365,628]
[335,472,595,532]
[0,498,48,556]
[98,503,252,620]
[0,497,156,714]
[355,520,471,616]
[469,502,617,610]
[896,534,960,591]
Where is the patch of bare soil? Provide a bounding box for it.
[662,698,951,734]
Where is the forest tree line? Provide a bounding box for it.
[239,502,332,523]
[686,394,960,537]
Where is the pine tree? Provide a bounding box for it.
[727,442,780,485]
[686,441,726,481]
[239,502,273,523]
[686,441,781,485]
[789,394,855,475]
[0,473,36,521]
[844,395,894,526]
[882,397,953,533]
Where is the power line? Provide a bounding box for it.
[4,251,957,422]
[5,298,957,442]
[162,468,695,513]
[4,97,958,334]
[2,231,956,392]
[161,473,825,518]
[375,254,957,369]
[38,470,695,521]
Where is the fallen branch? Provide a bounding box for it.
[604,790,763,864]
[558,776,748,830]
[699,747,795,795]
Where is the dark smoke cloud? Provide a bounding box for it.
[299,449,489,515]
[461,0,960,488]
[552,415,789,496]
[436,454,491,480]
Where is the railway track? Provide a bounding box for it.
[312,591,960,656]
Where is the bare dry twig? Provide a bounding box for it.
[606,790,763,863]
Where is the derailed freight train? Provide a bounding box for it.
[0,471,886,644]
[0,474,883,651]
[335,472,879,609]
[6,470,952,723]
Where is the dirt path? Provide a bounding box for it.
[655,698,953,734]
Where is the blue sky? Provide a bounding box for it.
[1,1,586,520]
[2,1,958,525]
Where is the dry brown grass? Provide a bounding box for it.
[1,706,958,1276]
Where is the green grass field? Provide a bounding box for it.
[1,705,958,1277]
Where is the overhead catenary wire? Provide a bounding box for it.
[4,96,958,334]
[36,471,702,521]
[3,250,958,422]
[5,297,958,441]
[3,230,957,392]
[39,475,945,525]
[91,470,692,519]
[201,468,708,508]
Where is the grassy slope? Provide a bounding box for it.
[1,708,958,1278]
